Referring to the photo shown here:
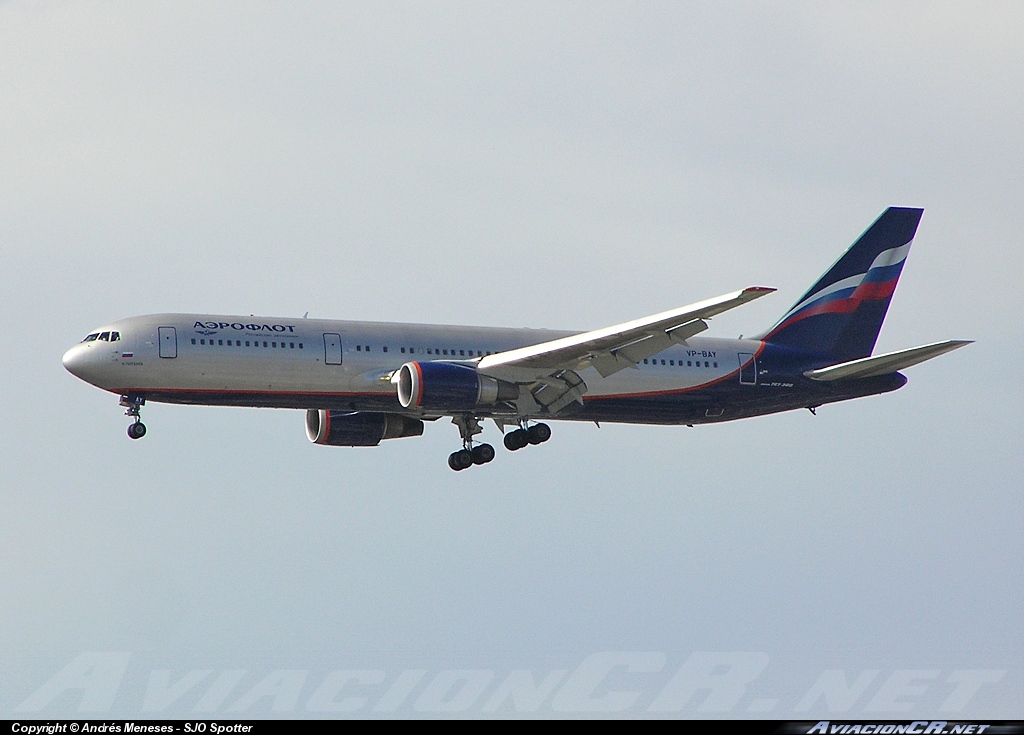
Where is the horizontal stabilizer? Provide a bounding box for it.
[803,340,973,381]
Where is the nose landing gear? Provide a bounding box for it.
[120,395,147,440]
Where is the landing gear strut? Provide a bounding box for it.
[448,415,495,471]
[503,421,551,451]
[120,394,147,440]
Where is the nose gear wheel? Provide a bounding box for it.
[120,395,147,440]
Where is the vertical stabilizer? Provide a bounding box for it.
[761,207,923,360]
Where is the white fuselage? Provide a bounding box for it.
[62,313,763,419]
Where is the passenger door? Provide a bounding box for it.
[323,333,343,365]
[158,327,177,359]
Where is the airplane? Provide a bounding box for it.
[62,207,971,471]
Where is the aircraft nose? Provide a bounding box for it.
[62,344,89,379]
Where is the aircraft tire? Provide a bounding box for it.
[527,423,551,445]
[449,449,473,471]
[127,422,147,440]
[504,429,528,451]
[472,444,495,465]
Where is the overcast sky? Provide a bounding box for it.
[1,1,1021,718]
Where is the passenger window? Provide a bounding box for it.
[427,349,432,355]
[245,341,250,347]
[704,361,709,367]
[218,339,223,346]
[290,342,295,349]
[191,338,196,345]
[356,345,361,351]
[713,362,718,368]
[365,345,370,352]
[643,359,648,364]
[687,361,692,366]
[383,346,388,353]
[299,343,303,349]
[272,342,277,348]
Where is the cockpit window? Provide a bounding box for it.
[110,332,120,341]
[99,332,110,341]
[82,333,100,342]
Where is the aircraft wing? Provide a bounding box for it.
[476,287,775,406]
[803,340,973,381]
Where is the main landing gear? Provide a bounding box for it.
[503,422,551,451]
[446,416,552,471]
[448,415,495,471]
[447,443,496,471]
[120,394,147,440]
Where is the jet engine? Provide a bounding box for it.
[305,410,424,447]
[396,361,519,411]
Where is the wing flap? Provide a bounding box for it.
[602,319,709,376]
[803,340,973,381]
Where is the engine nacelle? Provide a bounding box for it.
[305,410,424,447]
[396,361,519,411]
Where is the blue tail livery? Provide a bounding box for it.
[759,206,923,361]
